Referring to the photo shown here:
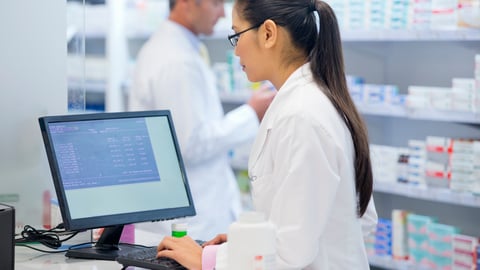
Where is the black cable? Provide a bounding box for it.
[15,224,152,254]
[15,224,80,252]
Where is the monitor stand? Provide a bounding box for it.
[65,225,143,261]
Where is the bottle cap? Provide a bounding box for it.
[238,211,265,223]
[171,223,188,238]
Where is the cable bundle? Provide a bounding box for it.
[15,224,79,253]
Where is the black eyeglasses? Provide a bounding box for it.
[227,23,262,47]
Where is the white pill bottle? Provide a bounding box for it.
[227,211,276,270]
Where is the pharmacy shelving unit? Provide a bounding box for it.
[209,29,480,269]
[342,29,480,269]
[114,7,480,263]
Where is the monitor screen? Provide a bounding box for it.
[38,110,196,260]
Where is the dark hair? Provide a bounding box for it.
[235,0,373,217]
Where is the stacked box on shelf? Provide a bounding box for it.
[366,0,387,29]
[450,54,478,112]
[406,54,479,113]
[427,222,459,269]
[431,0,459,30]
[425,136,452,189]
[365,227,377,257]
[346,75,365,104]
[395,147,410,183]
[431,88,455,111]
[362,84,400,106]
[408,140,427,185]
[392,209,410,260]
[346,0,367,29]
[452,234,478,270]
[397,152,410,183]
[452,78,477,113]
[387,0,410,29]
[407,214,436,266]
[477,245,480,269]
[450,139,477,193]
[375,218,393,257]
[404,86,426,109]
[476,55,480,113]
[370,144,407,183]
[408,0,432,29]
[472,142,480,196]
[406,85,478,112]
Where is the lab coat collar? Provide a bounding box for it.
[277,62,312,94]
[164,20,202,52]
[248,62,313,176]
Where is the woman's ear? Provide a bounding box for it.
[261,19,278,49]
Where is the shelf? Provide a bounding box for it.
[77,27,480,42]
[356,104,480,125]
[68,1,480,42]
[368,255,428,270]
[405,108,480,124]
[373,181,480,208]
[357,104,407,118]
[68,79,106,93]
[121,29,480,42]
[342,29,480,41]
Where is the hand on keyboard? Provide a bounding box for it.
[117,239,205,270]
[117,246,186,270]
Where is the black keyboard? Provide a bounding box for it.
[117,246,186,270]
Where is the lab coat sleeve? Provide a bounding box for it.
[142,56,259,165]
[202,244,220,270]
[360,195,378,237]
[266,115,342,269]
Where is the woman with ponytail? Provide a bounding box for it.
[156,1,377,269]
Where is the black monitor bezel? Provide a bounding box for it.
[39,110,196,232]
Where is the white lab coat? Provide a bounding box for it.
[248,63,377,269]
[128,20,259,240]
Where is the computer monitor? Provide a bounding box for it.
[38,110,196,260]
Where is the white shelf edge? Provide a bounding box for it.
[368,255,429,270]
[342,29,480,41]
[357,104,407,118]
[356,104,480,124]
[406,108,480,124]
[77,28,480,41]
[68,79,106,93]
[373,181,480,208]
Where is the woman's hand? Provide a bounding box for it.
[202,233,228,247]
[157,236,203,270]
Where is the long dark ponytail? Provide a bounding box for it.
[235,0,373,217]
[310,1,373,217]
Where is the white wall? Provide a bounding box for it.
[0,1,67,230]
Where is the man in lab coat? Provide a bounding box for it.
[128,0,275,240]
